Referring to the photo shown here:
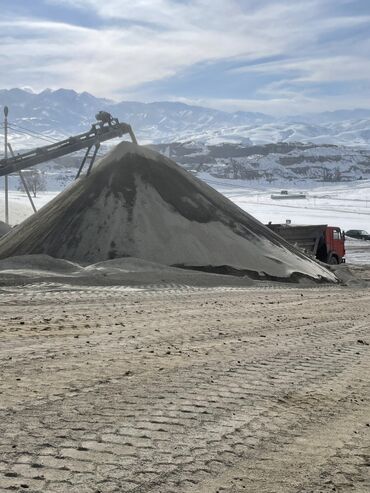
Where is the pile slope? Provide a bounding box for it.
[0,221,11,238]
[0,142,335,282]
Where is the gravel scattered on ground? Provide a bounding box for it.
[0,279,369,493]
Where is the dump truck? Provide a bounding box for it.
[266,223,345,264]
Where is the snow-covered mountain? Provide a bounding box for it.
[1,88,370,147]
[0,88,267,147]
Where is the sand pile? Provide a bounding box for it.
[0,142,336,282]
[0,221,11,238]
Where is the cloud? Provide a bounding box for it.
[0,17,250,94]
[233,54,370,84]
[0,2,312,94]
[173,91,370,116]
[0,0,370,113]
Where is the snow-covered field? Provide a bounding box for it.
[344,238,370,264]
[0,191,58,225]
[2,177,370,231]
[201,175,370,232]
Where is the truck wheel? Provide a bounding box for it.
[328,255,339,264]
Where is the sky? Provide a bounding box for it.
[0,0,370,114]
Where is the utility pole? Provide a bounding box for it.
[4,105,9,224]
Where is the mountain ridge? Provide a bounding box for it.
[1,88,370,147]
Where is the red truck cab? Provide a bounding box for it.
[322,226,345,264]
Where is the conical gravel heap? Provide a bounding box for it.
[0,142,336,282]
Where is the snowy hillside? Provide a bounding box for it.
[1,141,369,194]
[1,88,370,147]
[152,142,370,182]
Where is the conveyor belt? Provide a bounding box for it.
[0,121,137,177]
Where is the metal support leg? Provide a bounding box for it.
[128,126,138,145]
[8,144,37,213]
[86,144,100,176]
[4,106,9,224]
[18,171,37,213]
[76,145,92,179]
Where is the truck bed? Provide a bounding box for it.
[267,224,327,255]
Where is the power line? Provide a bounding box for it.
[7,124,59,145]
[10,122,64,142]
[8,129,57,145]
[8,122,72,147]
[8,123,59,143]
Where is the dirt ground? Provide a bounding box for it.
[0,280,369,493]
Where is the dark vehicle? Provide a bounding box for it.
[345,229,370,240]
[267,223,345,264]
